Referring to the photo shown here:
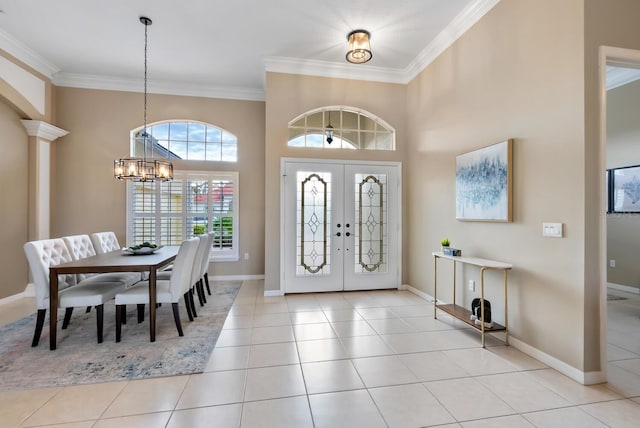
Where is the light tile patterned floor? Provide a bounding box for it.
[1,280,640,427]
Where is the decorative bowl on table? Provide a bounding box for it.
[123,242,163,255]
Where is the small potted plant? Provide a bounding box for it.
[441,238,450,252]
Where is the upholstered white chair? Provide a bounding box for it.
[63,234,141,287]
[200,232,215,296]
[90,231,121,254]
[114,237,199,342]
[24,238,126,346]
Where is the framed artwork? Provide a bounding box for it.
[611,165,640,213]
[456,139,513,222]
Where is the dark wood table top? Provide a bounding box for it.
[50,245,180,274]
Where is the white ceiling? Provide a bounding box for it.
[0,0,499,100]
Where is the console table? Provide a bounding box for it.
[432,252,512,347]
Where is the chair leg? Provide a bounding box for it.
[195,282,205,307]
[189,290,198,318]
[172,303,184,336]
[137,304,145,323]
[32,309,46,347]
[96,305,104,344]
[200,279,207,304]
[115,305,123,342]
[183,291,194,321]
[85,306,92,313]
[62,307,74,329]
[204,272,211,295]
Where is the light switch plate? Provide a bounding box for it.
[543,222,563,238]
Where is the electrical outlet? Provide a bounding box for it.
[610,259,615,268]
[244,253,249,260]
[468,280,475,291]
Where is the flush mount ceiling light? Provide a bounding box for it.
[346,29,372,64]
[114,16,173,182]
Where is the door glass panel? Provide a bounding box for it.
[297,171,332,276]
[354,173,387,273]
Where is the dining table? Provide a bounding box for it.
[48,245,179,350]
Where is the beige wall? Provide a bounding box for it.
[263,72,407,292]
[406,0,588,370]
[606,79,640,289]
[53,87,265,277]
[0,99,30,297]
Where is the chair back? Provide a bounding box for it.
[190,235,210,286]
[62,234,97,281]
[24,238,77,310]
[200,232,215,277]
[90,231,120,254]
[169,238,200,301]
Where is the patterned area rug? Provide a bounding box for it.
[0,281,240,391]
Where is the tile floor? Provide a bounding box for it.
[0,281,639,427]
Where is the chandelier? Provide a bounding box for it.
[114,17,173,182]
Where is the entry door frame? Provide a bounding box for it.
[279,157,402,294]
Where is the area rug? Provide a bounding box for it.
[607,293,628,301]
[0,281,240,391]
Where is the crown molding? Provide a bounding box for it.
[0,28,59,78]
[264,56,408,84]
[21,120,69,141]
[404,0,501,82]
[52,72,265,101]
[606,65,640,91]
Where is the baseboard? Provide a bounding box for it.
[404,285,605,385]
[607,282,640,294]
[209,274,264,281]
[0,283,34,306]
[264,290,285,297]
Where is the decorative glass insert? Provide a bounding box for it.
[355,173,388,273]
[297,171,332,276]
[288,107,395,150]
[132,120,238,162]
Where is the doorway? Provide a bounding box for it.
[281,159,401,293]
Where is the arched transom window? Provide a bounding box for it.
[288,107,395,150]
[131,120,238,162]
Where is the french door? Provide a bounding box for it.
[282,159,400,293]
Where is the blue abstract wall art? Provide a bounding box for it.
[612,165,640,213]
[456,140,513,221]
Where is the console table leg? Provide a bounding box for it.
[504,270,509,346]
[433,256,438,319]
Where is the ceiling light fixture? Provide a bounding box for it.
[114,16,173,182]
[346,29,372,64]
[325,111,334,144]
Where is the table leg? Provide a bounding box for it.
[149,268,156,342]
[433,256,438,319]
[480,267,486,348]
[50,272,58,350]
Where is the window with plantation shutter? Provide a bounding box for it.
[127,171,239,261]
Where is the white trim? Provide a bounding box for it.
[0,285,33,306]
[607,282,640,295]
[264,289,285,297]
[0,28,60,78]
[509,336,605,385]
[53,72,265,102]
[210,274,264,281]
[24,282,35,297]
[405,0,501,82]
[21,120,69,141]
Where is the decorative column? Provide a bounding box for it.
[21,120,69,241]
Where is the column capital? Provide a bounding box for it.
[21,120,69,141]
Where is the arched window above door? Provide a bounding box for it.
[288,107,395,151]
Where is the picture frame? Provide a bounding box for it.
[611,164,640,213]
[456,139,513,222]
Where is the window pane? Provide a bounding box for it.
[212,216,233,249]
[307,133,324,148]
[206,126,222,143]
[221,143,237,162]
[342,111,358,129]
[160,217,183,245]
[187,180,208,214]
[188,122,206,142]
[221,131,237,144]
[212,181,233,213]
[189,142,206,160]
[132,217,155,245]
[169,122,188,141]
[169,141,188,159]
[150,123,169,140]
[132,182,156,213]
[206,143,222,161]
[307,112,323,128]
[187,216,208,238]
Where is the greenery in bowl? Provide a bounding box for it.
[129,241,157,251]
[440,238,450,247]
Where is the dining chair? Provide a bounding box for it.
[201,232,215,296]
[90,231,121,254]
[114,237,199,342]
[24,238,126,346]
